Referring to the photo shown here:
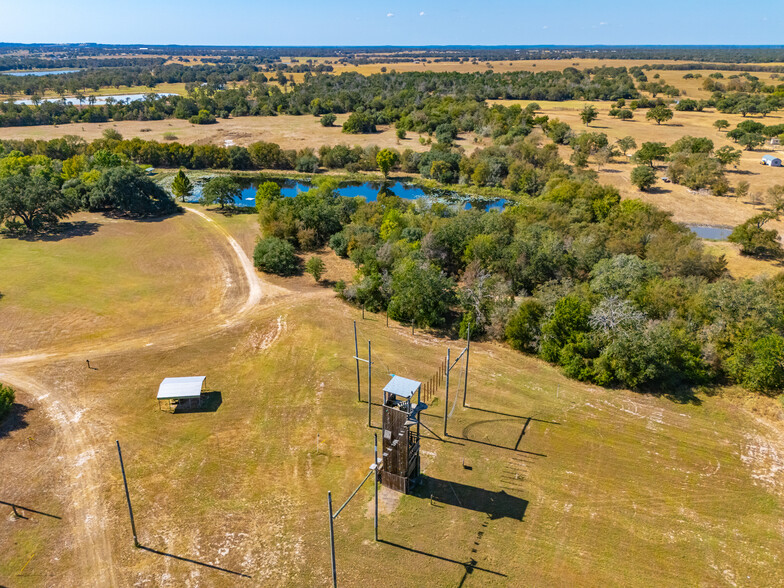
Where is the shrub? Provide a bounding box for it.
[305,256,326,282]
[0,383,14,422]
[253,236,298,276]
[505,299,545,353]
[630,165,657,191]
[320,113,337,127]
[189,109,217,125]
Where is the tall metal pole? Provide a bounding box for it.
[374,434,379,542]
[116,440,139,547]
[328,491,337,588]
[444,348,450,437]
[354,321,360,402]
[367,340,372,428]
[463,325,471,407]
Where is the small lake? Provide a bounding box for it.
[188,178,506,211]
[687,225,733,240]
[5,92,178,106]
[2,69,80,76]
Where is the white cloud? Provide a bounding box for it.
[542,25,549,29]
[387,12,394,17]
[419,11,426,16]
[599,21,608,26]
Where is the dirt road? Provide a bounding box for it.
[0,207,284,586]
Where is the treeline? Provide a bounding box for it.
[8,44,784,63]
[0,68,639,128]
[0,147,178,233]
[0,63,268,97]
[254,168,784,395]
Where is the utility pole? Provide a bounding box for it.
[462,326,471,407]
[444,348,450,437]
[328,491,337,588]
[116,440,139,548]
[354,321,360,402]
[367,340,372,428]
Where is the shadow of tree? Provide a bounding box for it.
[0,402,31,439]
[4,220,101,242]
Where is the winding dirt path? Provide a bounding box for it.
[0,207,284,586]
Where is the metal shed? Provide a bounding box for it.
[157,376,206,412]
[761,154,782,167]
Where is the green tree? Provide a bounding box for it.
[201,176,241,209]
[376,148,399,178]
[729,213,783,257]
[630,165,657,191]
[633,142,669,168]
[89,167,178,217]
[505,299,545,353]
[0,173,73,233]
[713,119,730,132]
[396,127,407,141]
[435,123,459,145]
[255,181,282,207]
[320,113,337,127]
[646,105,674,125]
[715,145,742,167]
[617,109,634,121]
[171,169,193,202]
[616,136,637,159]
[580,105,599,126]
[728,335,784,393]
[0,383,14,422]
[388,258,456,328]
[547,119,573,145]
[305,256,326,282]
[737,132,764,151]
[253,236,298,275]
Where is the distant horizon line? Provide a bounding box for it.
[3,43,784,50]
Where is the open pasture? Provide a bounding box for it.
[2,207,784,586]
[0,113,443,154]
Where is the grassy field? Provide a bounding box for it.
[492,99,784,240]
[0,113,448,154]
[0,82,189,101]
[2,208,784,586]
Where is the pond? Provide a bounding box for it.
[188,178,507,211]
[6,92,178,106]
[687,225,734,240]
[2,69,80,76]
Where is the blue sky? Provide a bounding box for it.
[1,0,780,46]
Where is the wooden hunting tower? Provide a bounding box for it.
[381,375,425,494]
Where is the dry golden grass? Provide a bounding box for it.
[0,113,458,154]
[3,210,784,586]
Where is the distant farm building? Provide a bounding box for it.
[157,376,207,412]
[761,154,782,167]
[770,137,781,146]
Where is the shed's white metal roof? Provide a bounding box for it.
[383,375,421,399]
[157,376,206,400]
